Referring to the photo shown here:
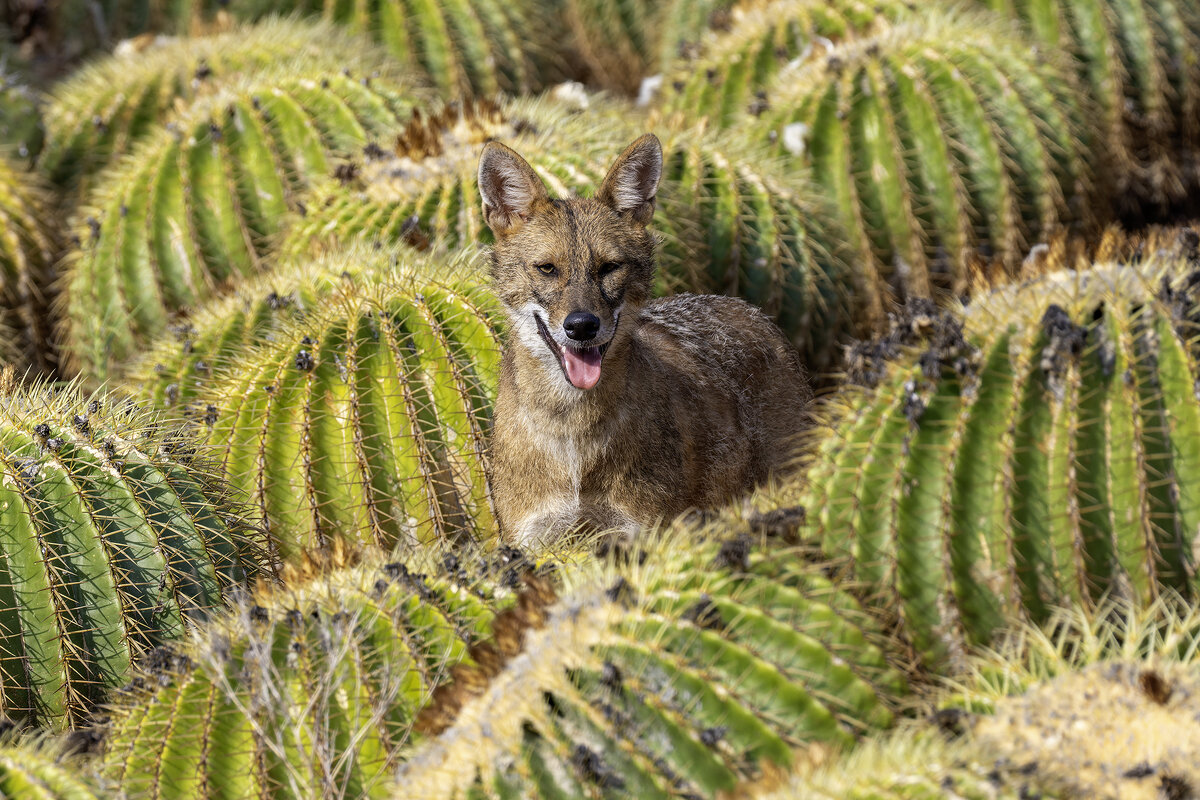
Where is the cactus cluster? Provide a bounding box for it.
[0,156,58,372]
[185,245,501,557]
[59,66,425,381]
[101,542,527,799]
[0,375,267,728]
[395,519,907,799]
[38,18,394,194]
[800,233,1200,667]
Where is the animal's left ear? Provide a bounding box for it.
[597,133,662,226]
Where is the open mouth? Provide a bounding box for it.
[535,314,611,390]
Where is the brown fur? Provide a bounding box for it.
[480,134,810,546]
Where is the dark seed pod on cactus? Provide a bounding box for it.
[0,373,268,729]
[101,541,530,799]
[0,156,59,374]
[221,0,556,97]
[973,0,1200,211]
[394,521,907,799]
[752,11,1096,318]
[189,244,502,557]
[39,18,397,193]
[283,95,861,370]
[59,64,427,382]
[658,0,914,128]
[800,229,1200,669]
[0,737,106,799]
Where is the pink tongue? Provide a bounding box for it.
[563,347,603,389]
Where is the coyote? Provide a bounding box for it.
[479,133,810,546]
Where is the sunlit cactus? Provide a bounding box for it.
[59,65,427,382]
[188,245,502,557]
[658,0,914,127]
[972,0,1200,210]
[0,374,269,729]
[283,95,862,370]
[0,737,107,799]
[218,0,557,97]
[751,12,1096,315]
[101,542,529,799]
[800,229,1200,668]
[38,18,396,193]
[393,519,907,798]
[0,155,59,374]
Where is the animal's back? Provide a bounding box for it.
[636,293,810,477]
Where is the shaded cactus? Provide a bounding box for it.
[973,0,1200,210]
[658,0,914,127]
[800,230,1200,668]
[561,0,659,94]
[283,96,861,370]
[190,245,502,557]
[0,67,43,159]
[0,155,59,373]
[221,0,557,97]
[39,18,395,193]
[101,543,528,799]
[395,520,907,799]
[0,375,268,728]
[60,65,426,381]
[0,738,108,799]
[752,12,1095,318]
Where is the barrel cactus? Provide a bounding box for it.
[395,520,907,799]
[658,0,914,127]
[60,65,426,381]
[219,0,556,97]
[0,738,107,799]
[0,68,43,159]
[190,245,501,557]
[800,229,1200,668]
[283,96,861,370]
[973,0,1200,210]
[0,375,268,728]
[101,543,529,799]
[0,155,58,373]
[751,12,1095,316]
[39,18,394,193]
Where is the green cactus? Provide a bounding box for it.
[282,95,861,370]
[394,521,907,799]
[220,0,557,97]
[0,375,268,729]
[560,0,660,94]
[100,543,529,799]
[0,738,108,799]
[38,18,396,193]
[658,0,914,128]
[187,245,502,557]
[973,0,1200,210]
[122,254,368,409]
[59,64,427,382]
[751,12,1095,315]
[0,67,43,159]
[799,230,1200,668]
[0,155,59,374]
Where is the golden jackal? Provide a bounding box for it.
[480,133,810,546]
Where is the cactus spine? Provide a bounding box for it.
[0,156,59,373]
[0,376,268,728]
[101,544,527,799]
[60,66,426,381]
[0,738,107,799]
[395,521,907,799]
[801,231,1200,667]
[191,245,501,557]
[752,12,1094,318]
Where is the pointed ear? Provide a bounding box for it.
[478,141,550,237]
[596,133,662,226]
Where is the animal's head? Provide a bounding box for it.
[478,133,662,392]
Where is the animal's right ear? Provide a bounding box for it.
[477,141,549,237]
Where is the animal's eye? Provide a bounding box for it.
[536,263,557,276]
[599,262,622,276]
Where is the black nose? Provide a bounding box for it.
[563,311,600,341]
